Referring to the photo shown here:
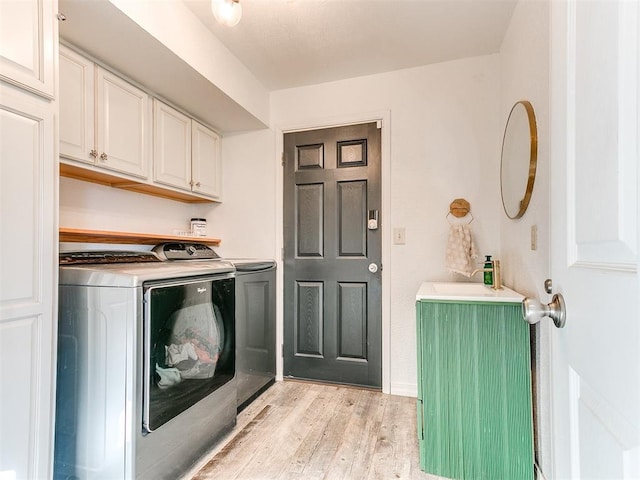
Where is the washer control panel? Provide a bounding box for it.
[152,242,219,260]
[59,251,161,265]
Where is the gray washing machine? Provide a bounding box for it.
[152,244,276,411]
[55,251,237,480]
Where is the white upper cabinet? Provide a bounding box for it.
[0,0,55,98]
[60,45,223,202]
[59,45,94,163]
[96,67,150,179]
[192,120,222,200]
[59,45,150,180]
[153,99,192,190]
[154,99,222,201]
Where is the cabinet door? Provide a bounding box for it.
[417,301,534,480]
[153,99,192,190]
[192,120,222,200]
[0,0,55,98]
[96,66,150,179]
[59,45,95,164]
[0,83,56,480]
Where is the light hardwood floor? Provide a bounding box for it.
[183,380,443,480]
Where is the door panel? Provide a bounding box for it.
[0,82,56,480]
[297,144,324,169]
[0,0,55,98]
[153,99,192,190]
[338,181,367,256]
[296,184,324,257]
[192,120,222,200]
[295,281,324,357]
[550,1,640,478]
[337,282,367,360]
[59,45,95,164]
[96,66,150,179]
[284,122,381,388]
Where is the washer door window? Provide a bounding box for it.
[143,276,234,432]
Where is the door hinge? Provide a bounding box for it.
[281,247,284,261]
[281,344,285,357]
[281,152,285,166]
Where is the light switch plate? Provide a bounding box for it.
[393,227,406,245]
[531,225,538,250]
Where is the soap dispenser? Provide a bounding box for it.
[484,255,493,286]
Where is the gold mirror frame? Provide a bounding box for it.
[500,100,538,219]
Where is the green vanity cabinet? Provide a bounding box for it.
[416,297,534,480]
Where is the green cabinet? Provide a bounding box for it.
[416,300,534,480]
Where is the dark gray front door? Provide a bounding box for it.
[283,122,382,388]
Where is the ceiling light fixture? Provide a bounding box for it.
[211,0,242,27]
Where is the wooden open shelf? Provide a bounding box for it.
[59,227,221,247]
[60,163,218,204]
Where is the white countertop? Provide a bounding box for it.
[416,281,524,303]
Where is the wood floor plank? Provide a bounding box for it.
[238,384,345,479]
[275,385,352,479]
[191,405,273,480]
[183,380,446,480]
[295,387,364,479]
[322,389,387,479]
[193,382,323,479]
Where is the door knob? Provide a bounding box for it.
[522,293,566,328]
[368,263,378,273]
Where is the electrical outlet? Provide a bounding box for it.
[393,227,406,245]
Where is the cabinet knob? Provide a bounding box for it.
[90,149,98,158]
[195,182,201,187]
[100,152,108,161]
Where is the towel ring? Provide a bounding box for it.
[447,198,473,224]
[446,211,474,224]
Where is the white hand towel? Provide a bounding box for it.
[445,224,478,277]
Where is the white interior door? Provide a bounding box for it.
[550,1,640,479]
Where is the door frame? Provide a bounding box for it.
[274,110,392,394]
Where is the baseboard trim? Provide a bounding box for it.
[390,382,417,398]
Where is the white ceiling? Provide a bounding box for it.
[182,0,518,91]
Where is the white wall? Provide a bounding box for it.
[498,0,551,476]
[59,128,276,259]
[271,55,503,396]
[200,129,277,259]
[57,0,551,420]
[59,176,203,239]
[109,0,269,126]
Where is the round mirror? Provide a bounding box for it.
[500,100,537,219]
